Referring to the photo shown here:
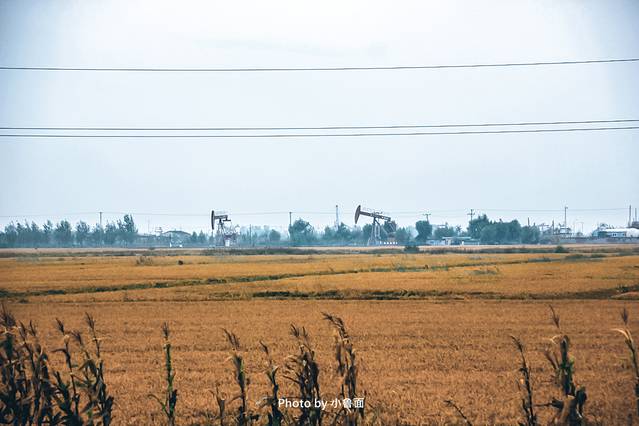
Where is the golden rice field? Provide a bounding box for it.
[2,245,639,424]
[0,251,571,294]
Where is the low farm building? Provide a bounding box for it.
[596,228,639,238]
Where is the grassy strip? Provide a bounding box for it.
[36,283,639,302]
[211,283,639,301]
[0,247,399,258]
[2,245,637,258]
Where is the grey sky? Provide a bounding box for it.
[1,0,638,234]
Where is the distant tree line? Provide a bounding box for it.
[0,213,545,248]
[188,231,209,245]
[286,219,414,246]
[0,215,138,248]
[467,214,540,244]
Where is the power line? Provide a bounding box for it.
[480,207,629,212]
[1,126,638,139]
[0,212,102,218]
[2,118,638,132]
[0,210,340,219]
[0,207,630,219]
[1,58,638,73]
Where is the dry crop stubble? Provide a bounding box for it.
[17,254,638,303]
[1,252,576,295]
[5,299,639,424]
[3,246,639,424]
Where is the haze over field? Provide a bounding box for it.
[1,1,638,233]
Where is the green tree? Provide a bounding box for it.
[480,220,522,244]
[288,218,315,246]
[54,220,73,246]
[434,225,457,239]
[91,224,104,246]
[324,223,352,244]
[361,224,372,243]
[4,223,17,247]
[198,231,207,244]
[322,226,336,243]
[43,220,53,245]
[468,214,490,239]
[521,225,541,244]
[16,222,27,246]
[480,224,498,244]
[268,229,281,243]
[104,222,118,245]
[350,226,363,244]
[75,221,90,246]
[415,220,433,242]
[395,227,412,244]
[30,222,44,246]
[335,223,352,242]
[506,220,522,242]
[117,214,137,245]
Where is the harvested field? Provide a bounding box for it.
[5,300,639,425]
[2,245,639,424]
[1,249,637,302]
[0,251,574,295]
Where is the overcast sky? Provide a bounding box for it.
[1,0,638,234]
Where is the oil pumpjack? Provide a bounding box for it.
[354,205,396,246]
[211,210,238,247]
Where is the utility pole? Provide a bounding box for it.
[467,209,475,222]
[423,213,431,222]
[289,212,292,228]
[630,205,633,227]
[564,206,568,230]
[335,205,339,229]
[98,211,104,247]
[527,217,530,227]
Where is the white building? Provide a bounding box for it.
[596,228,639,238]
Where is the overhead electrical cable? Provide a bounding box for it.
[0,207,630,219]
[2,126,638,138]
[1,58,637,72]
[2,118,638,132]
